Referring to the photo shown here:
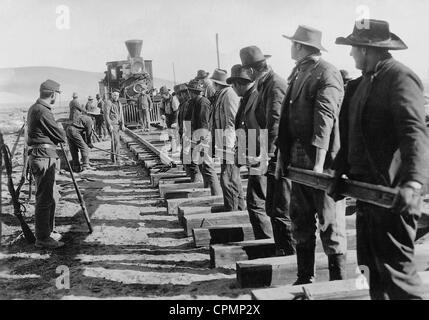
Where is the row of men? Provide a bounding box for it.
[25,19,428,299]
[168,20,428,300]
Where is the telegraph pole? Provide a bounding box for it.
[216,33,220,69]
[172,63,177,86]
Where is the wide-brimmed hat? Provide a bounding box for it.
[195,70,210,80]
[210,69,229,86]
[88,96,94,100]
[335,19,407,50]
[240,46,271,68]
[174,83,188,94]
[72,92,78,98]
[226,65,253,84]
[187,79,204,93]
[282,25,327,52]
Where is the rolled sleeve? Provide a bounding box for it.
[312,70,344,150]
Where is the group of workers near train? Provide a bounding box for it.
[26,19,429,300]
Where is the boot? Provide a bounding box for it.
[293,244,316,285]
[328,254,347,281]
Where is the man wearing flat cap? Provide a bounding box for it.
[278,25,347,284]
[27,80,66,249]
[239,46,295,256]
[211,69,245,211]
[187,79,221,195]
[332,19,429,299]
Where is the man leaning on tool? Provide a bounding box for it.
[211,68,245,211]
[278,25,347,284]
[240,46,295,256]
[187,79,222,196]
[27,80,65,249]
[104,90,125,164]
[66,111,95,173]
[332,19,429,299]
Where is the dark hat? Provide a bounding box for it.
[72,92,78,98]
[174,83,188,94]
[96,94,101,99]
[40,79,61,93]
[88,96,94,100]
[226,64,253,84]
[240,46,271,68]
[187,79,204,92]
[335,19,407,50]
[282,25,327,52]
[160,86,169,95]
[210,69,229,86]
[195,70,210,80]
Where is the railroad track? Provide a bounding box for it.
[120,127,429,300]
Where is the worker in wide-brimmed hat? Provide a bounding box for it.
[278,25,347,284]
[194,69,216,101]
[186,79,222,195]
[27,80,66,249]
[210,69,245,212]
[239,45,293,257]
[330,19,429,300]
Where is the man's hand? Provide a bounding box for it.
[327,174,346,202]
[88,143,94,149]
[121,125,125,131]
[392,182,422,216]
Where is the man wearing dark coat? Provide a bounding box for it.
[66,113,94,173]
[69,92,84,122]
[333,19,429,300]
[278,25,347,284]
[240,46,295,256]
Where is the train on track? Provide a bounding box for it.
[99,40,162,127]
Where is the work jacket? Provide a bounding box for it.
[278,56,344,170]
[27,98,65,158]
[212,87,240,151]
[333,56,429,187]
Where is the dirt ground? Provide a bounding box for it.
[0,135,252,300]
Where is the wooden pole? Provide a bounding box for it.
[172,63,177,86]
[216,33,220,69]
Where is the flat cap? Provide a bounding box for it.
[40,79,61,93]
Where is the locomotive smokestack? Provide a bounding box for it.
[125,40,143,58]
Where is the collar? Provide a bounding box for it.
[296,53,321,69]
[256,67,273,90]
[363,53,393,79]
[36,98,52,110]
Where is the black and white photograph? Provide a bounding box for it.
[0,0,429,304]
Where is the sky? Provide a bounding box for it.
[1,0,429,83]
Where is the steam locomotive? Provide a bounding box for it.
[99,40,162,127]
